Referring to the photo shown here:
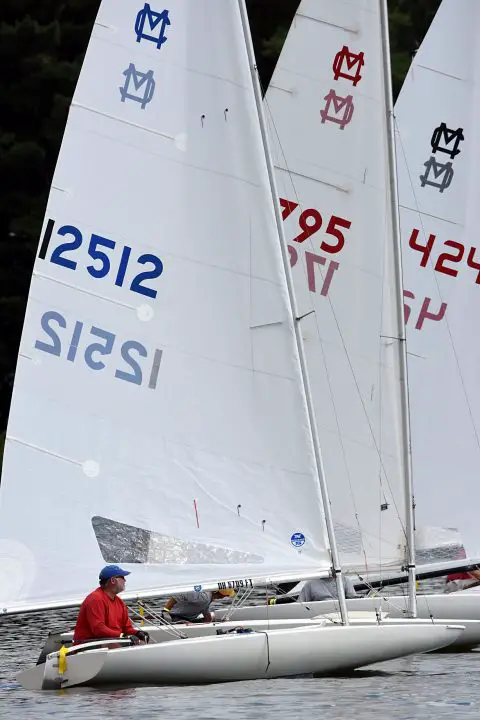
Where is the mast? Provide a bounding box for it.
[237,0,349,625]
[379,0,417,617]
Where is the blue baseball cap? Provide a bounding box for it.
[99,564,131,580]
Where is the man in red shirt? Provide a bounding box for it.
[73,565,149,645]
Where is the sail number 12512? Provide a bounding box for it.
[39,219,164,300]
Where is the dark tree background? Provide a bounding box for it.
[0,0,441,462]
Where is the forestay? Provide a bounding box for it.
[265,0,408,572]
[0,0,332,612]
[395,0,480,557]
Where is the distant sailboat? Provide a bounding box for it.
[264,0,414,590]
[395,0,480,578]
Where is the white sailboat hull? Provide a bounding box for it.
[152,613,480,651]
[214,595,480,650]
[30,613,471,655]
[18,623,462,690]
[145,615,480,653]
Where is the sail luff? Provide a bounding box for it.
[378,0,417,616]
[237,0,349,625]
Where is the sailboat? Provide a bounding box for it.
[395,0,480,578]
[212,0,480,648]
[0,0,461,690]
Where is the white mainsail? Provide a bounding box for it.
[395,0,480,558]
[0,0,334,612]
[264,0,409,573]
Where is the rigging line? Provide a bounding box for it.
[395,116,480,455]
[222,587,255,622]
[130,602,184,636]
[353,565,414,601]
[263,96,407,544]
[223,588,243,618]
[129,603,187,639]
[370,591,411,617]
[351,574,380,597]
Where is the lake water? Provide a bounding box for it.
[1,604,479,720]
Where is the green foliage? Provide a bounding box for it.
[389,0,441,97]
[0,0,442,459]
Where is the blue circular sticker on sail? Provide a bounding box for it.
[291,532,306,547]
[194,584,202,592]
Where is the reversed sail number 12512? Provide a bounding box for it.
[34,310,162,390]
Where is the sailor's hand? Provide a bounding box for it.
[129,634,147,645]
[135,630,150,643]
[161,608,172,623]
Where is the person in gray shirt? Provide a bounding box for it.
[297,574,357,602]
[161,588,235,623]
[269,573,357,605]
